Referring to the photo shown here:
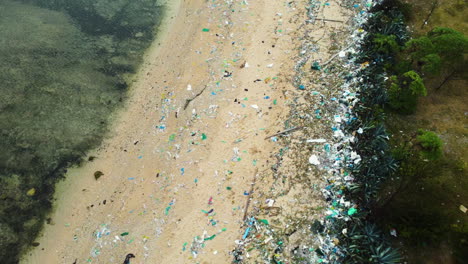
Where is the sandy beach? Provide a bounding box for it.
[22,0,351,263]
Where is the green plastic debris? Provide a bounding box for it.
[165,206,171,215]
[204,234,216,241]
[259,219,269,225]
[201,133,207,140]
[311,61,321,70]
[226,186,232,190]
[202,28,210,32]
[169,134,176,141]
[348,207,357,215]
[120,232,129,236]
[182,242,188,251]
[273,99,277,105]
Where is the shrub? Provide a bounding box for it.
[416,129,443,160]
[387,71,427,114]
[403,70,427,96]
[373,34,400,55]
[420,53,442,75]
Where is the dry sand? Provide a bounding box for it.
[22,0,349,263]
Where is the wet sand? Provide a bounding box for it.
[22,0,347,263]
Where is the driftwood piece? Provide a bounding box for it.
[243,168,258,221]
[316,18,344,23]
[435,70,457,91]
[322,44,353,68]
[421,0,438,29]
[183,85,207,110]
[264,126,303,140]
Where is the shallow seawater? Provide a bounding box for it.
[0,0,164,262]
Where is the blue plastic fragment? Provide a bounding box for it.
[242,227,251,239]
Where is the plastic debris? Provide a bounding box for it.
[266,199,275,207]
[460,205,467,213]
[308,155,320,165]
[307,139,327,143]
[347,208,357,215]
[204,234,216,241]
[311,61,321,70]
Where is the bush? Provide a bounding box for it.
[404,70,426,96]
[420,53,442,75]
[416,130,443,160]
[373,34,400,55]
[387,71,427,114]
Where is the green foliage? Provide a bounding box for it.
[373,34,400,55]
[379,113,467,262]
[371,3,467,264]
[403,70,427,96]
[339,222,402,264]
[370,244,402,264]
[405,27,468,75]
[416,129,443,160]
[389,59,412,75]
[420,53,442,75]
[405,36,434,61]
[428,27,468,63]
[387,71,427,114]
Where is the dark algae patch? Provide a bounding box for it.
[0,0,164,262]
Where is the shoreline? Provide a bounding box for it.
[21,0,184,262]
[22,0,300,263]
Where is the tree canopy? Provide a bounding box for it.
[405,27,467,75]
